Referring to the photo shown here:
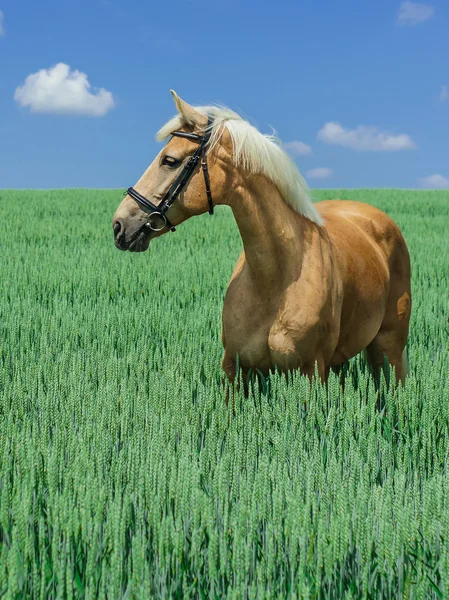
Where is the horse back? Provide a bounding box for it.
[316,200,410,269]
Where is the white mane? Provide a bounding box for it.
[157,106,323,226]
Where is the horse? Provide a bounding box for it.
[112,90,412,388]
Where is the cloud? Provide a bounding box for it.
[14,63,115,116]
[397,1,434,25]
[0,10,4,36]
[440,85,449,102]
[284,140,313,156]
[418,174,449,189]
[306,167,333,179]
[317,122,416,151]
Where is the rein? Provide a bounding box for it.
[126,116,214,233]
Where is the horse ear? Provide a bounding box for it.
[170,90,207,128]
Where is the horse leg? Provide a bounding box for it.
[365,285,411,386]
[222,352,236,406]
[365,333,409,385]
[221,352,250,404]
[331,363,346,392]
[301,356,328,383]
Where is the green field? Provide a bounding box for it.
[1,189,448,598]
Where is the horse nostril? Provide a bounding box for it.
[113,220,123,240]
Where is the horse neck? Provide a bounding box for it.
[226,174,317,288]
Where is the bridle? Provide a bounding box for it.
[126,116,214,234]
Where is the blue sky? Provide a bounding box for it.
[0,0,448,189]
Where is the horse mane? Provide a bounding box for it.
[157,106,323,226]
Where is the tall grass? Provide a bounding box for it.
[0,189,448,598]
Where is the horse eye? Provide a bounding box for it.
[162,156,180,168]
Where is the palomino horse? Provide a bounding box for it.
[113,91,412,386]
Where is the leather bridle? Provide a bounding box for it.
[126,116,214,234]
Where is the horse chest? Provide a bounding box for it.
[222,280,320,373]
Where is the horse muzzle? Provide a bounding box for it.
[112,218,151,252]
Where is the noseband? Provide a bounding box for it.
[126,116,214,233]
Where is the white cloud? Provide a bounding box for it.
[397,1,434,25]
[306,167,333,179]
[284,140,313,156]
[419,174,449,189]
[440,85,449,102]
[317,122,416,151]
[14,63,115,116]
[0,10,5,36]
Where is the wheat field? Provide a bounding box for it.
[0,189,448,598]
